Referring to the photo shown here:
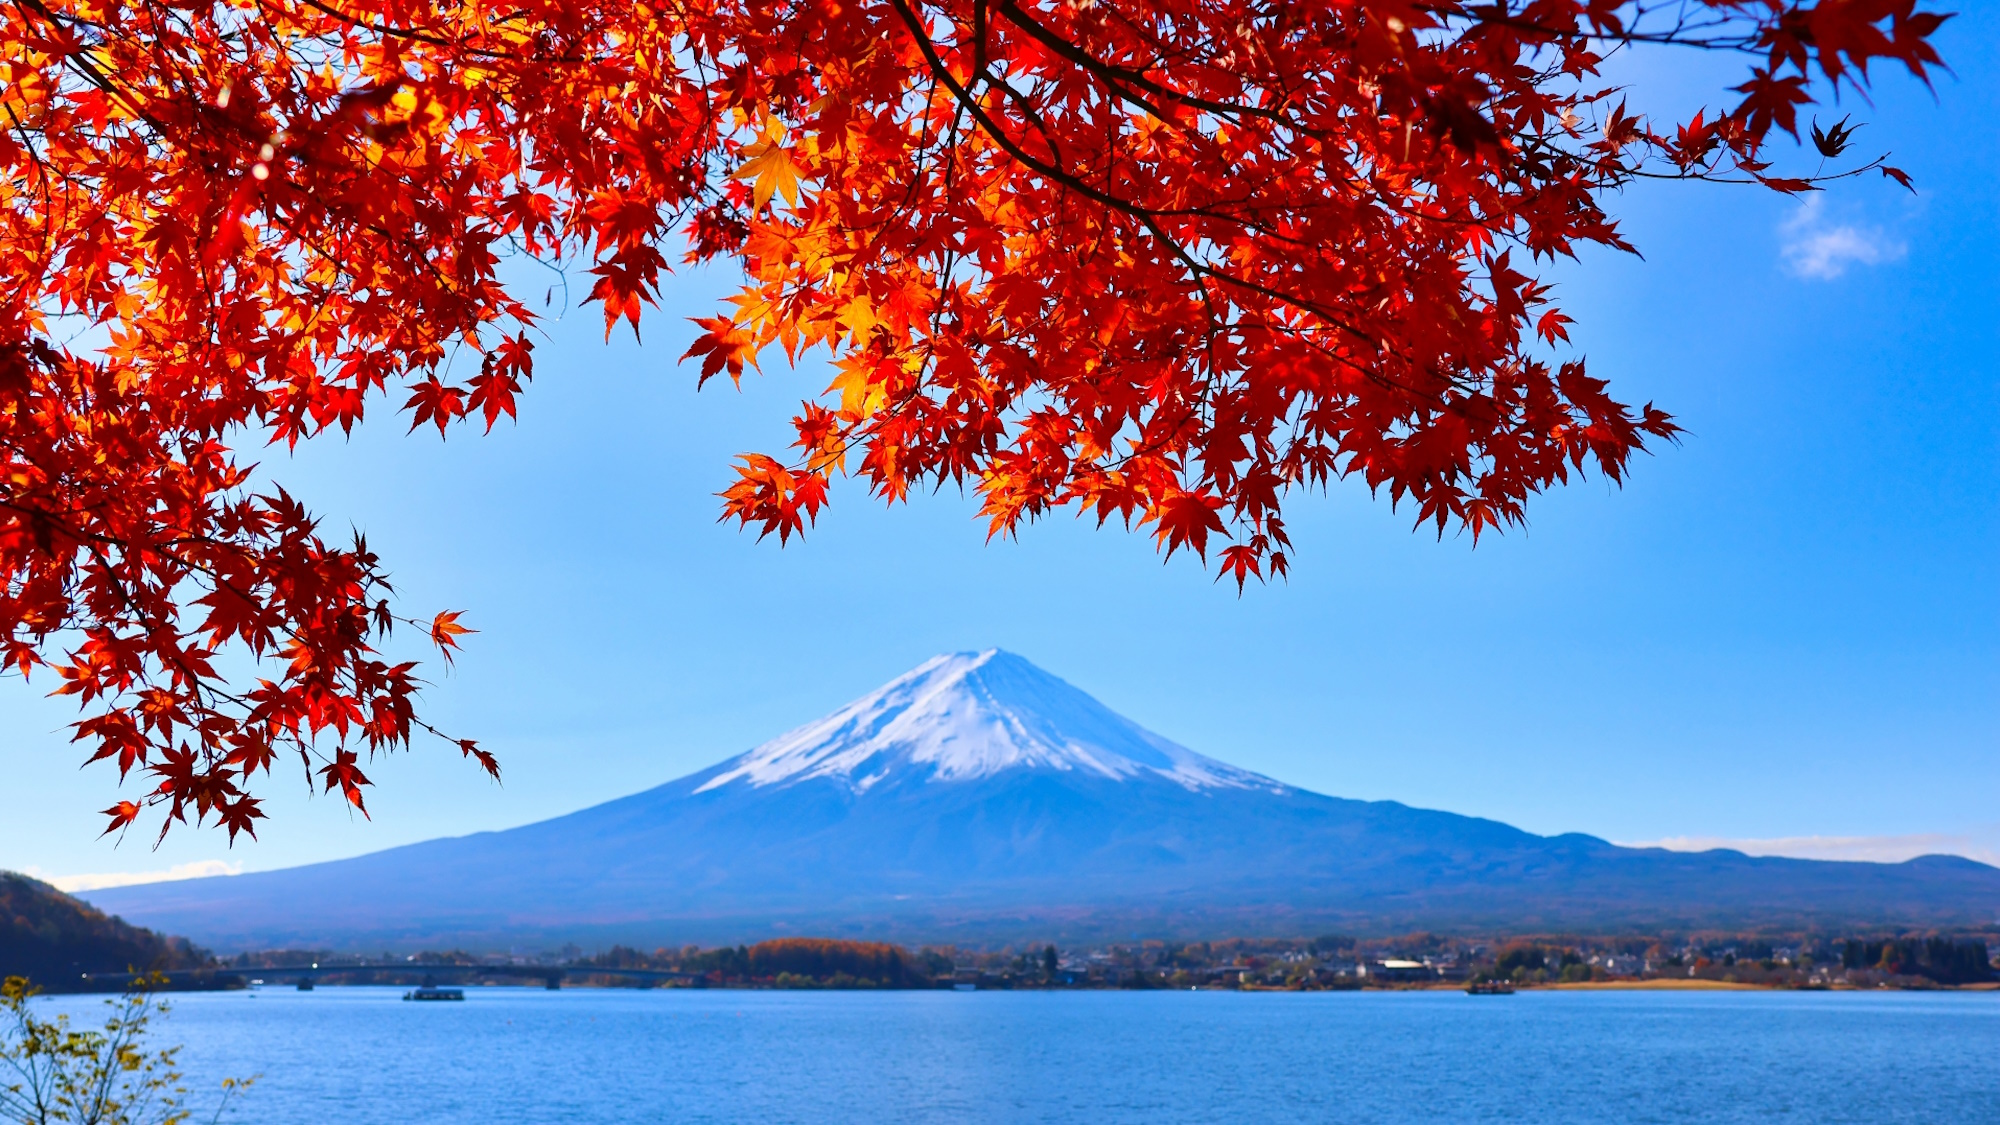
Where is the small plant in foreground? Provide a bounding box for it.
[0,976,249,1125]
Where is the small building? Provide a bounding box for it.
[1360,959,1434,983]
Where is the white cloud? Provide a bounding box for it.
[1779,195,1906,280]
[1618,832,2000,867]
[21,860,243,893]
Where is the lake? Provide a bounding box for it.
[39,986,2000,1123]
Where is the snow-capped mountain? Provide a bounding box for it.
[698,650,1274,794]
[85,652,2000,950]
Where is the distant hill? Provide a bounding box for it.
[85,651,2000,950]
[1,871,210,990]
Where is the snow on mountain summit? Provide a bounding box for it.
[697,650,1281,794]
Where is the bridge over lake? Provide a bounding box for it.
[78,963,701,990]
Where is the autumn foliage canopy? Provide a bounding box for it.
[746,938,921,985]
[0,0,1948,837]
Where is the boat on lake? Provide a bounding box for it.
[1466,979,1515,995]
[404,977,465,1001]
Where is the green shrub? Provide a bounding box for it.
[0,975,249,1125]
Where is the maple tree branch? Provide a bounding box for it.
[1624,151,1897,187]
[276,0,594,62]
[0,105,59,308]
[0,456,453,776]
[887,0,1398,370]
[1424,1,1764,55]
[986,0,1285,126]
[0,494,223,709]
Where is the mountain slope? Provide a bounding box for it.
[84,651,2000,948]
[1,871,211,989]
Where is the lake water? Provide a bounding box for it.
[39,986,2000,1123]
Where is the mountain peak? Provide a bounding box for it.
[696,649,1278,794]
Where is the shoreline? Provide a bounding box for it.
[1496,979,2000,993]
[1541,979,1765,991]
[92,978,2000,996]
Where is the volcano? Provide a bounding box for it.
[84,650,2000,949]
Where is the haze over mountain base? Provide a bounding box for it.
[86,652,2000,950]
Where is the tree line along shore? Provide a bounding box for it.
[8,873,1995,994]
[223,932,1999,993]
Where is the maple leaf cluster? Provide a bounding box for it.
[0,0,1946,838]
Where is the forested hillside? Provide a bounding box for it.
[1,871,210,990]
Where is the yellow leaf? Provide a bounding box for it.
[734,144,801,210]
[838,294,877,343]
[826,356,886,419]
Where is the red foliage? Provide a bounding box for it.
[0,1,1946,836]
[748,938,917,984]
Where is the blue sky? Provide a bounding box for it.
[6,15,1996,890]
